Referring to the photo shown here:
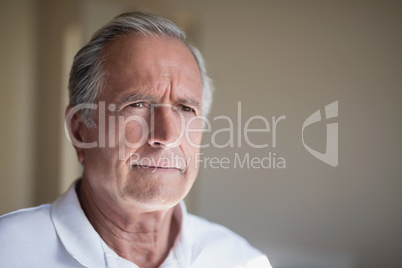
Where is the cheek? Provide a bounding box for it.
[184,117,204,148]
[122,120,149,144]
[112,117,149,157]
[83,147,118,182]
[183,121,203,173]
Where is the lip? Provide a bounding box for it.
[131,164,184,173]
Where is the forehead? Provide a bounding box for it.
[99,33,202,102]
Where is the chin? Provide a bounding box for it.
[122,183,186,210]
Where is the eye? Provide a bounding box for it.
[128,102,145,108]
[180,105,195,113]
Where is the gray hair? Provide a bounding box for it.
[68,11,214,127]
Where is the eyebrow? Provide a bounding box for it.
[115,93,200,108]
[178,98,200,108]
[115,93,154,106]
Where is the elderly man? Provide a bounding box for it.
[0,12,271,268]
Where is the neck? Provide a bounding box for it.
[77,179,180,268]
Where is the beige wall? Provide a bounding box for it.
[1,1,401,267]
[191,1,402,268]
[0,0,36,214]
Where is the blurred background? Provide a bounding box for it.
[1,0,401,267]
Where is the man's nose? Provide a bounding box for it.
[147,105,183,148]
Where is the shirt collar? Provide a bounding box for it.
[160,201,204,268]
[50,180,204,268]
[50,180,107,268]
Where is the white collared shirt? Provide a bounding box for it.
[0,182,272,268]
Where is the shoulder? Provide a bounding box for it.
[186,214,272,267]
[0,204,83,268]
[0,204,52,232]
[0,204,56,250]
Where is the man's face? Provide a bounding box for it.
[78,34,203,210]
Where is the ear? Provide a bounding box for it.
[65,105,86,163]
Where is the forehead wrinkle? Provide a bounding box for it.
[100,34,202,106]
[135,65,201,105]
[104,66,201,106]
[168,75,202,107]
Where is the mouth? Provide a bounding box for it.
[131,164,185,173]
[129,153,188,174]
